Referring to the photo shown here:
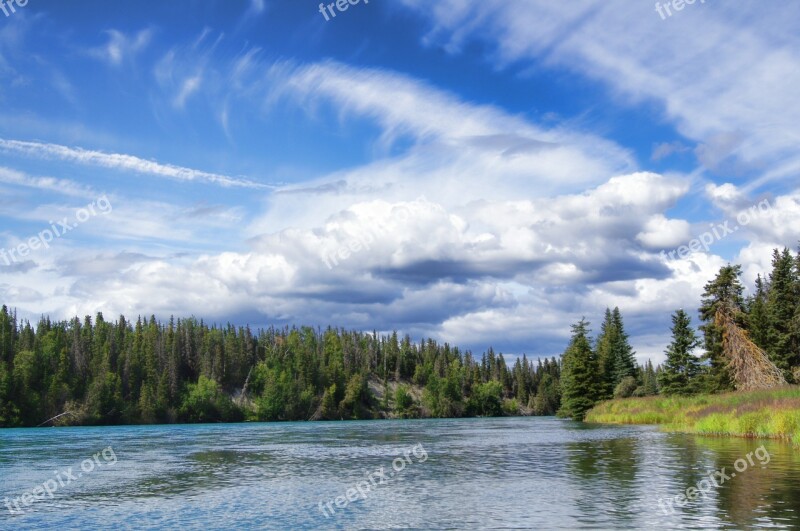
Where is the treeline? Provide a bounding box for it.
[0,309,564,427]
[558,246,800,420]
[4,245,796,427]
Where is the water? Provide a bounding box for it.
[0,417,798,529]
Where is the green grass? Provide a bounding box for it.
[585,386,800,446]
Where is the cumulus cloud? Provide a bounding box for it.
[7,22,784,364]
[636,215,692,249]
[4,169,701,363]
[707,182,800,248]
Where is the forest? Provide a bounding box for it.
[0,247,797,427]
[559,247,800,420]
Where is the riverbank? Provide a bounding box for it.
[585,386,800,445]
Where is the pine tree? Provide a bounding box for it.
[641,360,659,396]
[766,248,799,379]
[557,319,600,421]
[595,308,616,399]
[611,308,637,386]
[747,274,771,350]
[596,307,637,398]
[658,309,702,395]
[699,265,743,393]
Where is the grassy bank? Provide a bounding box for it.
[585,386,800,445]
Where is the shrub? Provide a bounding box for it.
[614,376,638,399]
[395,385,415,418]
[502,398,519,416]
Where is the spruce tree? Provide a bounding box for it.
[595,308,616,399]
[641,360,658,396]
[747,274,771,350]
[557,318,600,421]
[595,307,636,398]
[610,308,637,386]
[766,248,799,379]
[658,309,702,395]
[699,265,743,393]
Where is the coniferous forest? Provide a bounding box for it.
[1,247,798,428]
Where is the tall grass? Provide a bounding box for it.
[585,386,800,445]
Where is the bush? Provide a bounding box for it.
[502,398,519,416]
[469,381,503,417]
[180,376,242,423]
[395,385,415,417]
[614,376,638,399]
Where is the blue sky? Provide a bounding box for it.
[1,0,799,364]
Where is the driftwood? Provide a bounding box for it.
[36,411,75,427]
[236,367,254,407]
[716,308,786,390]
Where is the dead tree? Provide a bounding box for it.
[715,307,786,391]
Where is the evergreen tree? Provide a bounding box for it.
[765,248,800,380]
[595,307,637,398]
[698,265,743,393]
[557,319,600,421]
[595,308,616,399]
[610,308,637,386]
[641,360,658,396]
[529,372,560,415]
[746,274,771,350]
[658,309,702,395]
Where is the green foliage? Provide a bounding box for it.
[658,309,702,396]
[468,381,503,417]
[586,387,800,446]
[613,376,638,399]
[319,384,339,420]
[180,375,241,423]
[596,308,637,399]
[641,360,659,396]
[394,384,416,418]
[557,319,601,421]
[502,398,519,416]
[0,307,563,426]
[765,248,800,380]
[3,245,798,427]
[747,274,771,350]
[698,264,743,393]
[340,373,371,419]
[529,373,560,416]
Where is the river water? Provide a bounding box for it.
[1,417,798,529]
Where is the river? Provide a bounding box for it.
[1,417,798,529]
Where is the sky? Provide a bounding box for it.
[0,0,799,365]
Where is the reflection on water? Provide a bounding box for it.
[0,418,798,529]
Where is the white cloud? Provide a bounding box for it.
[636,215,691,249]
[2,170,702,363]
[173,73,202,109]
[651,141,690,161]
[400,1,800,191]
[89,28,153,66]
[0,166,96,198]
[707,182,800,248]
[0,138,271,189]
